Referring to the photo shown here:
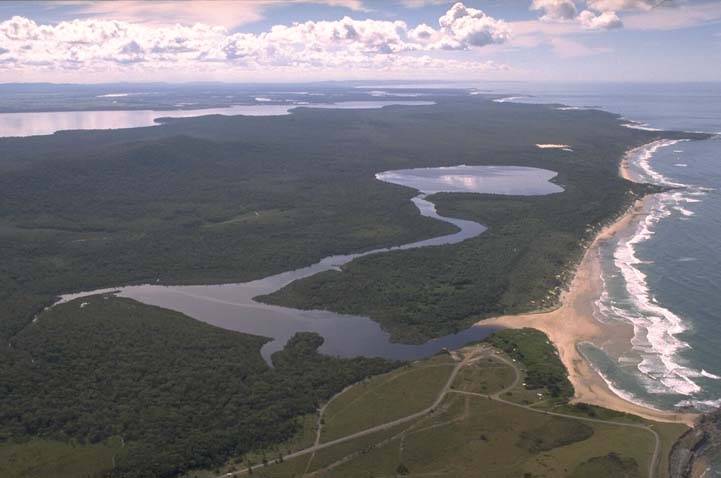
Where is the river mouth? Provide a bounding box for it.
[56,165,562,363]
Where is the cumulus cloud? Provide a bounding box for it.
[578,9,623,29]
[530,0,627,29]
[407,23,439,43]
[436,2,511,49]
[531,0,579,21]
[0,3,512,80]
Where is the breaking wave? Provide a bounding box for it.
[599,140,713,398]
[492,96,527,103]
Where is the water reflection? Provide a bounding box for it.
[55,165,561,364]
[376,165,564,195]
[0,101,434,138]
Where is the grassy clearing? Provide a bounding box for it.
[570,453,641,478]
[0,437,124,478]
[654,422,691,478]
[320,354,454,442]
[190,319,686,478]
[451,357,516,395]
[251,421,418,478]
[523,422,652,478]
[319,385,656,478]
[240,331,684,478]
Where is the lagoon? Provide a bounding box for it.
[0,100,434,138]
[57,164,561,363]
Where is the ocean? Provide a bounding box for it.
[484,82,721,416]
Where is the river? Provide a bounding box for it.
[55,165,562,363]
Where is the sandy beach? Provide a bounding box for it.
[478,143,699,427]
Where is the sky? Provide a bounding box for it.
[0,0,720,83]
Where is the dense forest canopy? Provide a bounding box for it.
[1,296,398,477]
[0,95,701,341]
[0,92,707,476]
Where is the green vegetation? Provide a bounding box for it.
[0,437,124,478]
[321,355,454,441]
[571,452,641,478]
[259,106,706,342]
[452,356,516,394]
[517,420,594,453]
[0,97,704,344]
[0,94,705,477]
[237,335,666,478]
[487,328,573,399]
[0,296,399,477]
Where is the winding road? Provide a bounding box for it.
[451,353,661,478]
[221,345,662,478]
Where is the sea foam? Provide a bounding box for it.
[602,140,709,398]
[621,120,663,131]
[492,96,526,103]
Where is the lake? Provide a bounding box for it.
[0,100,434,137]
[56,164,562,363]
[376,165,563,195]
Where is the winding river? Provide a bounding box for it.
[56,165,563,363]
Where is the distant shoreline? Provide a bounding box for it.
[478,141,699,426]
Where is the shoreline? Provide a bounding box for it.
[477,142,699,427]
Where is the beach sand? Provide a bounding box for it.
[478,144,698,427]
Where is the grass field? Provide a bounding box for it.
[451,355,516,395]
[0,437,125,478]
[321,355,455,442]
[214,331,689,478]
[321,394,653,478]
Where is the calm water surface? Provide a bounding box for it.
[0,100,434,138]
[377,165,563,195]
[58,165,562,363]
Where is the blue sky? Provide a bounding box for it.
[0,0,719,83]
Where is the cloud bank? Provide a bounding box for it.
[0,2,511,80]
[530,0,631,30]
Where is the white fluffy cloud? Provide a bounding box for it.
[436,2,510,49]
[0,3,511,79]
[578,9,623,29]
[530,0,626,30]
[531,0,578,21]
[406,3,510,50]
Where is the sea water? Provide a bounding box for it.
[482,82,721,415]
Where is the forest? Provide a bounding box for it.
[0,92,708,476]
[0,296,398,477]
[486,328,573,400]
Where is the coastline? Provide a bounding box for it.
[477,142,699,427]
